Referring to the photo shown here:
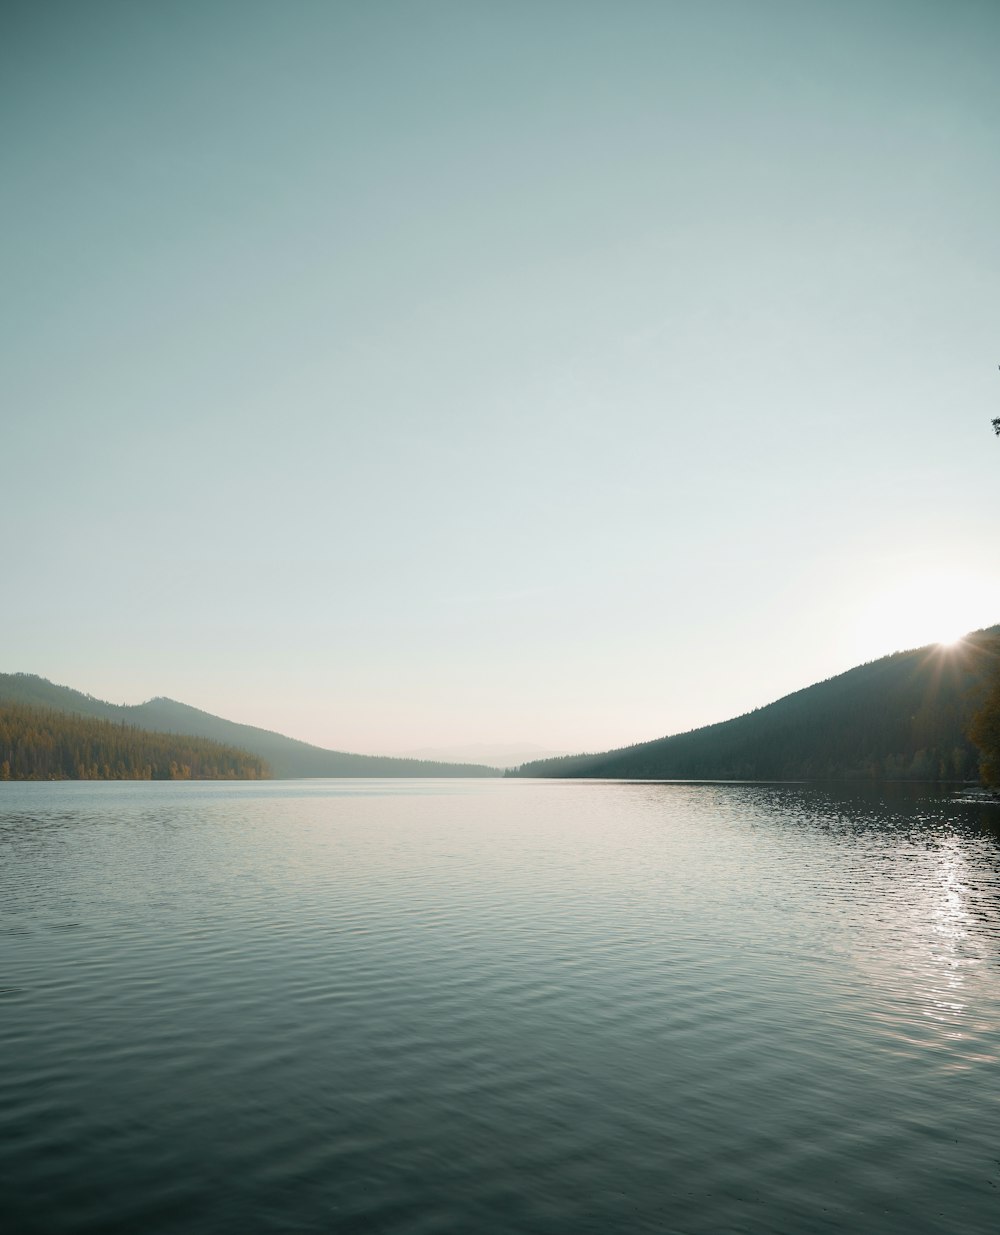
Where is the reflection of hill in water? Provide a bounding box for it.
[514,627,1000,783]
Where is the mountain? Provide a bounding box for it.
[511,628,1000,782]
[0,675,499,779]
[394,742,573,769]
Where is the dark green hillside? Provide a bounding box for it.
[512,628,1000,782]
[0,702,268,780]
[0,675,498,778]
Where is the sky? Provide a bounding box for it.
[3,0,1000,761]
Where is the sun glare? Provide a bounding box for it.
[852,569,1000,657]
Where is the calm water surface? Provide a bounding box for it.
[1,779,999,1234]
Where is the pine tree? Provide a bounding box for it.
[969,669,1000,788]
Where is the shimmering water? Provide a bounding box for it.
[2,779,999,1234]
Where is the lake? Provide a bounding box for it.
[2,779,999,1234]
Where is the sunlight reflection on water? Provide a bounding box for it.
[1,779,999,1235]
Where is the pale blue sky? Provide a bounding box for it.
[4,1,999,757]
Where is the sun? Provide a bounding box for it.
[852,569,1000,657]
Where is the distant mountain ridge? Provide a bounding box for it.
[0,675,499,778]
[395,742,573,769]
[511,628,1000,782]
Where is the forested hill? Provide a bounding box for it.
[511,628,1000,782]
[0,675,499,778]
[0,702,268,780]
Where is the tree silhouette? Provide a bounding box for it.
[994,364,999,435]
[969,663,1000,789]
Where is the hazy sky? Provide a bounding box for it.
[4,0,1000,759]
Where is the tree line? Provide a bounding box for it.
[0,702,269,781]
[970,659,1000,788]
[510,631,1000,784]
[0,675,500,778]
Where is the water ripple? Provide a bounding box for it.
[1,779,999,1234]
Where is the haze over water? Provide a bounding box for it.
[3,779,999,1234]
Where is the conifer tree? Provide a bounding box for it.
[970,662,1000,788]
